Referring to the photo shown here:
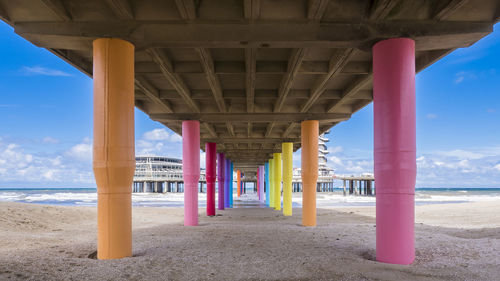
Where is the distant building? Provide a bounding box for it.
[292,131,335,192]
[318,131,333,176]
[133,156,205,193]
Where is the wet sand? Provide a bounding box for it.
[0,200,499,280]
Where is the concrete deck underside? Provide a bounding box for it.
[1,0,498,174]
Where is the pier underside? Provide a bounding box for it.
[1,0,498,171]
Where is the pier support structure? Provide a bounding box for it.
[259,165,265,203]
[224,158,231,208]
[373,38,416,265]
[269,157,275,208]
[182,121,200,226]
[93,38,134,260]
[230,161,234,207]
[206,142,216,216]
[217,153,225,210]
[282,143,293,216]
[301,120,319,226]
[273,153,282,211]
[237,170,241,198]
[265,162,270,206]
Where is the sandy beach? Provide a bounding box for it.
[1,199,499,281]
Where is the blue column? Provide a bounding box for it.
[224,158,231,208]
[265,162,270,207]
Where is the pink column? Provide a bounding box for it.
[217,153,225,210]
[182,121,200,226]
[257,168,260,201]
[373,38,416,265]
[205,142,216,216]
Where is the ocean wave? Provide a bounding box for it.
[1,189,500,207]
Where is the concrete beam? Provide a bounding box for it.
[15,21,493,50]
[151,113,350,123]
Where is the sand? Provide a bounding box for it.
[0,199,499,281]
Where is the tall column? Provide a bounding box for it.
[282,143,293,216]
[259,166,265,203]
[257,167,260,201]
[273,153,282,211]
[230,162,234,207]
[265,162,270,206]
[237,170,241,197]
[301,120,318,227]
[183,121,200,226]
[217,153,225,210]
[373,38,416,265]
[93,38,134,260]
[206,143,216,216]
[269,156,275,208]
[224,158,231,208]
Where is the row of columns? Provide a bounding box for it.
[92,37,416,265]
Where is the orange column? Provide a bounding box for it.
[237,170,241,197]
[301,120,318,226]
[93,38,135,259]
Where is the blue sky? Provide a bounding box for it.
[0,20,499,188]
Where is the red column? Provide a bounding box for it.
[373,38,416,265]
[182,121,200,226]
[205,142,216,216]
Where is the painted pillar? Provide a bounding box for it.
[257,167,260,201]
[269,157,275,208]
[230,162,234,207]
[259,166,265,203]
[217,153,225,210]
[182,121,200,226]
[301,120,318,227]
[93,38,134,260]
[206,142,216,216]
[373,38,416,265]
[237,170,241,197]
[273,153,282,211]
[224,158,231,208]
[282,143,293,216]
[265,162,270,206]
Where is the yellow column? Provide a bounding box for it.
[269,157,275,208]
[282,143,293,216]
[301,120,318,226]
[273,153,282,211]
[93,38,135,259]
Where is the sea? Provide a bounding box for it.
[0,187,499,208]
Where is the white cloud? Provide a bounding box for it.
[426,113,438,120]
[136,128,184,158]
[65,140,92,162]
[328,146,343,154]
[21,66,71,77]
[326,142,500,187]
[0,138,94,185]
[454,75,464,84]
[493,164,500,172]
[142,128,171,141]
[42,136,59,144]
[436,149,485,160]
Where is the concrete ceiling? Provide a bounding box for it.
[1,0,498,170]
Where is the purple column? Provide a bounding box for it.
[217,153,225,210]
[182,121,200,226]
[373,38,416,265]
[205,143,216,216]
